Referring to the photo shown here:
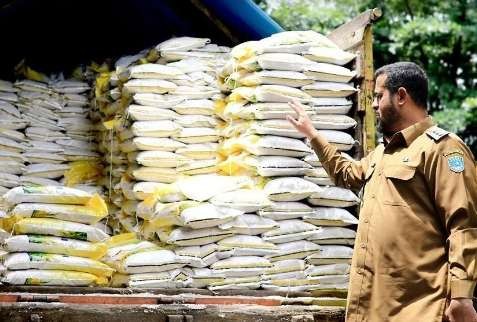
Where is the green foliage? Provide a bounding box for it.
[254,0,477,154]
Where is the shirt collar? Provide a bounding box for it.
[385,116,434,148]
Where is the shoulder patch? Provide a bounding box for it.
[426,126,449,142]
[446,151,465,173]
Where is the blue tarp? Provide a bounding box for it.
[202,0,283,40]
[0,0,283,78]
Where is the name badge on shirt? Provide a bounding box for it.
[446,152,465,173]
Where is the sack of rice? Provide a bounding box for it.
[123,79,177,94]
[135,151,189,168]
[133,181,186,202]
[210,189,271,213]
[132,137,186,152]
[305,263,351,277]
[307,227,356,245]
[166,227,234,246]
[180,203,243,229]
[208,276,261,291]
[128,64,185,80]
[10,195,108,225]
[264,177,321,202]
[307,186,360,207]
[157,37,210,53]
[4,186,94,206]
[317,130,356,151]
[121,249,189,274]
[132,167,179,183]
[304,167,334,186]
[239,53,314,72]
[310,115,357,130]
[259,201,314,220]
[228,135,311,157]
[305,245,353,265]
[217,235,277,257]
[303,46,355,66]
[304,207,358,227]
[131,120,182,138]
[128,269,187,288]
[172,99,215,116]
[264,259,306,276]
[210,256,272,278]
[229,85,311,103]
[236,70,314,88]
[3,235,107,259]
[262,219,318,243]
[302,82,357,98]
[177,174,253,202]
[13,218,110,242]
[303,63,356,83]
[183,267,225,288]
[174,243,223,268]
[127,105,180,121]
[267,240,320,262]
[310,97,353,115]
[4,252,114,277]
[219,214,278,235]
[2,269,107,286]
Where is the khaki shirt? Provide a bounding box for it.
[311,117,477,322]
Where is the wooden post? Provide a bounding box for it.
[361,25,377,155]
[327,8,382,157]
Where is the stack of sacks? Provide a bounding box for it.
[13,78,101,192]
[0,80,29,196]
[139,174,276,290]
[118,37,230,239]
[52,79,102,192]
[102,233,190,288]
[217,30,360,295]
[94,64,138,235]
[91,50,154,235]
[0,186,113,286]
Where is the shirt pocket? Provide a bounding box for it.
[382,165,417,207]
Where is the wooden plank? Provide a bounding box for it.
[327,8,382,51]
[58,295,158,305]
[360,26,377,155]
[0,286,312,298]
[194,296,281,306]
[0,302,345,322]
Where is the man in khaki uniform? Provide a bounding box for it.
[288,62,477,322]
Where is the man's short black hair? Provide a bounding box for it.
[375,62,428,109]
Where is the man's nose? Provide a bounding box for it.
[372,98,378,111]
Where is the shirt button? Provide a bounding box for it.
[371,194,376,199]
[357,268,363,274]
[360,243,366,249]
[364,218,369,223]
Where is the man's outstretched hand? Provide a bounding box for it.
[444,298,477,322]
[286,99,318,141]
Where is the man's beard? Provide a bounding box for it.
[377,100,400,138]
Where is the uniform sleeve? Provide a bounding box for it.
[310,134,372,191]
[427,136,477,298]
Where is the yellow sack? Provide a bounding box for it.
[3,235,107,260]
[2,269,108,286]
[11,194,108,225]
[14,218,110,242]
[4,252,114,278]
[64,161,103,186]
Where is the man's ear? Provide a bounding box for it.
[396,87,407,106]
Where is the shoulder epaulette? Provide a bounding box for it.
[425,126,449,142]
